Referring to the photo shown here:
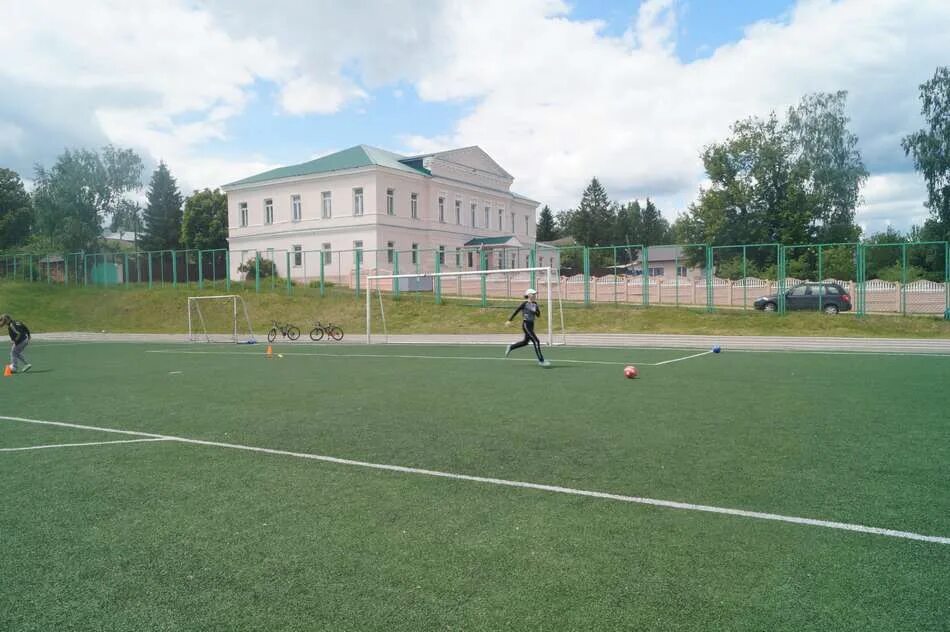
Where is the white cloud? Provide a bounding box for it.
[0,0,946,235]
[404,0,949,232]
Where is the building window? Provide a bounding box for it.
[239,202,248,227]
[511,212,515,232]
[291,195,302,222]
[353,188,364,216]
[455,199,461,224]
[648,266,665,277]
[438,196,445,223]
[526,255,530,267]
[387,241,394,264]
[386,188,394,215]
[524,216,529,235]
[264,199,273,225]
[322,192,332,218]
[470,202,477,227]
[411,243,418,265]
[293,245,302,267]
[322,243,332,265]
[677,265,687,277]
[484,205,490,229]
[498,209,503,231]
[438,245,445,265]
[455,247,461,267]
[467,251,474,268]
[410,193,418,219]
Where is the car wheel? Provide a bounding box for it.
[763,302,777,312]
[823,304,839,315]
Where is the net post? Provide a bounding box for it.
[365,275,372,343]
[546,267,552,346]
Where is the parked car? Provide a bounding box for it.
[753,282,852,314]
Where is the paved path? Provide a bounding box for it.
[32,331,950,353]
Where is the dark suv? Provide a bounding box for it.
[753,282,852,314]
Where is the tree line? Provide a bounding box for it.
[536,67,950,277]
[0,150,228,255]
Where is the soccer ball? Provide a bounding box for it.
[712,346,721,354]
[623,365,638,379]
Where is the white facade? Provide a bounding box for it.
[222,146,541,280]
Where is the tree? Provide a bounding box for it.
[110,199,143,246]
[902,66,950,242]
[0,168,32,250]
[679,92,866,268]
[140,162,184,252]
[639,198,671,245]
[559,178,614,247]
[31,146,143,252]
[181,188,229,251]
[535,205,558,242]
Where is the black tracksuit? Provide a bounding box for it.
[508,300,545,362]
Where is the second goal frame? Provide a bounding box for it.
[366,267,556,344]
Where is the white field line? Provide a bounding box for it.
[652,351,713,366]
[0,438,169,452]
[144,349,699,367]
[1,414,947,546]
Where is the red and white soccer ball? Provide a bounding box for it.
[623,365,638,379]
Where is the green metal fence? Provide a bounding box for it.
[2,240,948,318]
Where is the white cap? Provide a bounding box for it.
[525,288,537,296]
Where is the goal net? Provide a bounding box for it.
[188,295,256,343]
[366,267,566,345]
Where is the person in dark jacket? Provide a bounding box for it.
[1,314,31,373]
[504,289,550,366]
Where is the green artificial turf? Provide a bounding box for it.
[1,343,949,630]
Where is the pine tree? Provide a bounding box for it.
[140,162,183,252]
[563,177,614,246]
[640,198,672,245]
[536,205,558,241]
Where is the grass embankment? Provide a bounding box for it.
[1,281,949,338]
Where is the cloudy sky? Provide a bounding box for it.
[0,0,947,234]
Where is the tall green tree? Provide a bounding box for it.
[181,188,229,251]
[535,205,558,241]
[110,199,143,247]
[0,168,32,250]
[639,198,671,245]
[679,92,866,267]
[902,66,950,241]
[140,162,184,252]
[31,146,143,252]
[559,178,614,246]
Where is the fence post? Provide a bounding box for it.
[354,249,361,298]
[393,250,400,299]
[529,245,537,289]
[741,246,748,310]
[82,251,87,286]
[198,250,204,289]
[255,251,261,293]
[480,249,488,307]
[583,247,591,306]
[777,246,787,314]
[319,250,325,297]
[147,252,153,289]
[171,249,178,288]
[901,243,908,315]
[705,246,715,312]
[286,251,292,296]
[28,254,33,282]
[642,246,650,307]
[434,250,442,305]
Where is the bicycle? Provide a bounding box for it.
[309,321,344,341]
[267,320,300,342]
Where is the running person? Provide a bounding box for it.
[505,289,550,366]
[1,314,31,373]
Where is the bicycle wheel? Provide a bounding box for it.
[309,326,324,342]
[287,326,301,341]
[328,326,344,341]
[267,328,278,343]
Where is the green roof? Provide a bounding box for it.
[224,145,428,187]
[464,236,523,247]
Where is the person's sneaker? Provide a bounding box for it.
[539,360,551,367]
[21,364,32,373]
[505,344,512,358]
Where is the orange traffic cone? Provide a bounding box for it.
[3,365,13,377]
[265,345,273,358]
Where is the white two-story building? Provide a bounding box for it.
[222,145,543,281]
